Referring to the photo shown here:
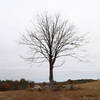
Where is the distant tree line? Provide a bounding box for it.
[0,78,97,91]
[72,79,97,84]
[0,79,34,91]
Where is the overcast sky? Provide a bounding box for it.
[0,0,100,82]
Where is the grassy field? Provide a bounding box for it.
[0,80,100,100]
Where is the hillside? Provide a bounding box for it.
[0,80,100,100]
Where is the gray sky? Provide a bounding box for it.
[0,0,100,82]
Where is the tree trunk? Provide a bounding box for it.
[49,65,54,83]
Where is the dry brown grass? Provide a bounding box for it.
[0,80,100,100]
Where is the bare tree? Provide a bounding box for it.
[21,14,85,83]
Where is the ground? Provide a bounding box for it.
[0,80,100,100]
